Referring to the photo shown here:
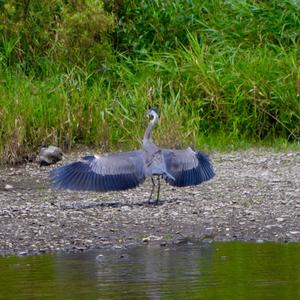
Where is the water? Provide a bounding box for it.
[0,242,299,299]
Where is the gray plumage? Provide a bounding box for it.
[50,109,214,202]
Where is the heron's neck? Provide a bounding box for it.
[143,117,158,145]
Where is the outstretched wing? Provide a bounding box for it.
[162,148,215,187]
[49,150,145,192]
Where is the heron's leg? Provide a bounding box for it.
[155,176,161,205]
[148,177,155,203]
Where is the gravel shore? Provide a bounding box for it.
[1,149,299,256]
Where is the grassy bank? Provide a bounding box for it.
[0,0,299,163]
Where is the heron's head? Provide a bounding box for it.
[146,108,159,121]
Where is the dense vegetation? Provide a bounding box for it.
[0,0,299,163]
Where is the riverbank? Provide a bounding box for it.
[0,149,299,256]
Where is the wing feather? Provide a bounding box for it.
[162,148,215,187]
[50,151,145,192]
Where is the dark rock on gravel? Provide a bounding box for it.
[0,149,299,256]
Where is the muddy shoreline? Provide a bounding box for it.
[1,149,299,256]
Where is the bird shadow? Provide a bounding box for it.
[60,198,179,210]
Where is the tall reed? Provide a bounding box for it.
[0,0,299,163]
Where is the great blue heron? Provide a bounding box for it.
[50,108,215,203]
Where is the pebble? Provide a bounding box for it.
[4,184,13,190]
[96,254,104,261]
[289,231,300,235]
[142,235,163,243]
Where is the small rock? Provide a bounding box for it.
[276,217,284,223]
[119,254,129,260]
[142,235,162,243]
[121,206,131,211]
[113,245,122,250]
[96,254,105,261]
[173,236,189,245]
[39,145,63,166]
[74,245,87,251]
[160,241,167,247]
[289,231,300,235]
[4,184,13,190]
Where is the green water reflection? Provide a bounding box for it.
[0,242,299,299]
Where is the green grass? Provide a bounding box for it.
[0,0,300,163]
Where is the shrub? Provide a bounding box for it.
[0,0,114,71]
